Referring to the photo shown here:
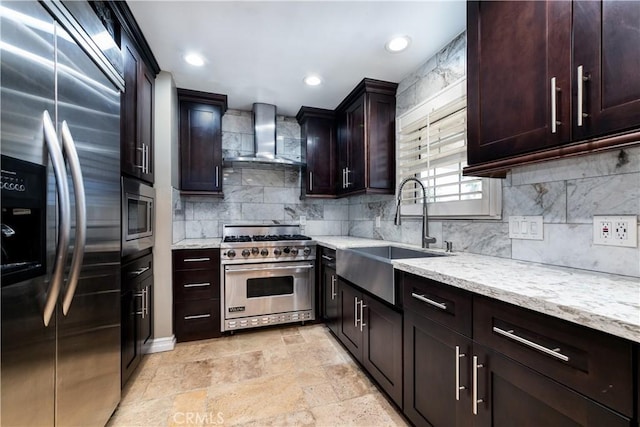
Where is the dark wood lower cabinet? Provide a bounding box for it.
[403,311,472,427]
[474,345,632,427]
[336,279,403,407]
[121,253,153,387]
[321,258,338,336]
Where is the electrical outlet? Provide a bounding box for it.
[299,216,306,226]
[375,216,381,228]
[593,215,637,247]
[508,216,544,240]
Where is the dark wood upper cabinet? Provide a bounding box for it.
[336,78,397,196]
[120,31,156,183]
[572,1,640,141]
[296,107,337,198]
[466,1,572,166]
[177,89,228,195]
[465,0,640,177]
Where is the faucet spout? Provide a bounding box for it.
[394,177,436,248]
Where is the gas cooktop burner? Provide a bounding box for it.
[252,234,312,242]
[223,235,252,243]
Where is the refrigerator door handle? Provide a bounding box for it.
[60,121,86,316]
[42,111,70,326]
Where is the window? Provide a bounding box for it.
[397,79,501,219]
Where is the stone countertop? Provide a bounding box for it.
[171,235,639,343]
[312,235,640,343]
[172,238,222,250]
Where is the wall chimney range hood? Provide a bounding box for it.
[223,103,304,167]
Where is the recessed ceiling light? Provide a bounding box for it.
[386,36,411,53]
[184,53,205,67]
[304,75,322,86]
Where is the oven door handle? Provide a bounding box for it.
[225,264,314,273]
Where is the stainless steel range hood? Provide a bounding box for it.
[223,103,304,167]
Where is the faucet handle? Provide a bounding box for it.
[444,240,453,252]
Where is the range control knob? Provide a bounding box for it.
[273,248,282,256]
[227,249,236,258]
[303,247,312,256]
[251,247,259,255]
[260,248,269,257]
[242,249,251,257]
[283,247,291,254]
[289,247,299,256]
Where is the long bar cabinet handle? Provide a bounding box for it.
[309,171,313,192]
[550,77,560,134]
[331,275,337,299]
[472,355,484,415]
[215,166,219,188]
[492,326,570,362]
[411,292,447,311]
[184,313,211,320]
[577,65,590,126]
[359,300,367,331]
[184,257,211,262]
[354,297,359,327]
[183,282,211,288]
[455,345,466,401]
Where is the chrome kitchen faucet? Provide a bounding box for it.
[394,177,437,249]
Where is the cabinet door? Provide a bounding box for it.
[366,92,395,191]
[467,1,572,165]
[361,295,403,407]
[121,33,141,179]
[404,311,473,427]
[179,101,223,192]
[139,280,153,353]
[120,288,139,386]
[337,280,362,356]
[138,62,154,183]
[344,96,366,193]
[322,265,338,335]
[473,345,632,427]
[305,117,336,196]
[573,1,640,140]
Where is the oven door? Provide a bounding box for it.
[224,261,314,319]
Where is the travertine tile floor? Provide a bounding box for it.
[107,324,409,427]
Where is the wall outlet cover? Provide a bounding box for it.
[593,215,637,247]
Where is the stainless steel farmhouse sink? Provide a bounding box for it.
[336,246,447,305]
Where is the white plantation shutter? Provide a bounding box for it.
[397,79,501,218]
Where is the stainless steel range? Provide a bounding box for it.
[220,224,316,331]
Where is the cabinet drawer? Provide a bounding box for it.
[173,248,219,270]
[474,296,634,416]
[122,253,153,291]
[174,299,221,342]
[173,269,219,302]
[402,272,472,337]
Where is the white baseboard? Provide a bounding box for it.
[146,335,176,353]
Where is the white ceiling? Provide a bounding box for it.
[127,1,466,117]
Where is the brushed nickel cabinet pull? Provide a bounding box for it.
[472,355,484,415]
[455,345,466,401]
[577,65,590,126]
[411,292,447,311]
[492,326,570,362]
[184,282,211,288]
[184,257,211,262]
[184,313,211,320]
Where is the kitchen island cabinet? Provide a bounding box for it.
[337,278,403,407]
[319,247,339,335]
[465,0,640,177]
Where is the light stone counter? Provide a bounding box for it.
[172,238,222,250]
[312,235,640,343]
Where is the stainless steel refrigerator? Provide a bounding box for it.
[1,1,123,425]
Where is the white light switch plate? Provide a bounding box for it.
[509,216,544,240]
[593,215,637,247]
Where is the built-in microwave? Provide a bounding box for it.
[122,177,155,258]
